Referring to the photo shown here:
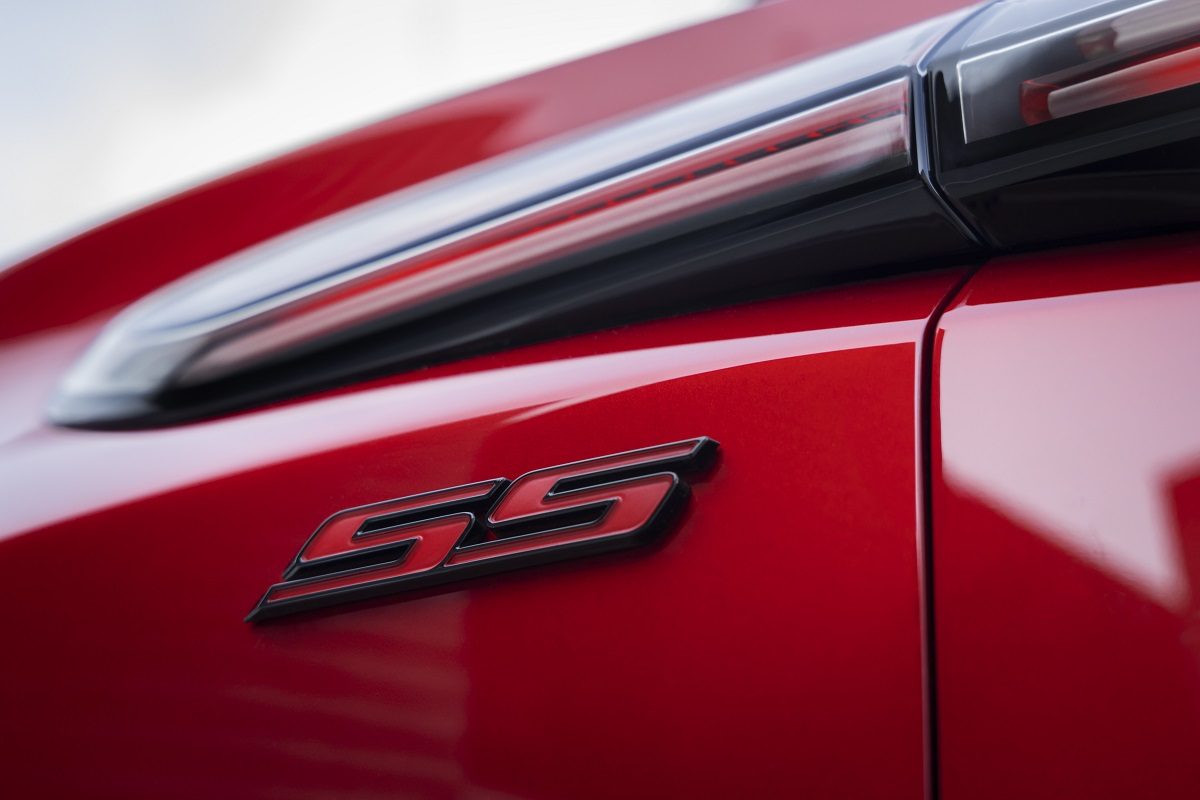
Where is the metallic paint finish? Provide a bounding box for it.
[0,269,962,798]
[932,233,1200,799]
[0,0,985,795]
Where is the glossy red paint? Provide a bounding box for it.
[0,1,986,794]
[931,233,1200,799]
[0,268,961,798]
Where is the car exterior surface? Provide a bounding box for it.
[3,0,1200,797]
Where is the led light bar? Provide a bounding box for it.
[52,13,977,427]
[68,1,1200,427]
[156,82,910,390]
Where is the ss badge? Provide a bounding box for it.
[247,437,718,621]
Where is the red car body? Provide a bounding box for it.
[3,0,1200,797]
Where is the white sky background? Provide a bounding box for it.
[0,0,744,265]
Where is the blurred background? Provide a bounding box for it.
[0,0,748,265]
